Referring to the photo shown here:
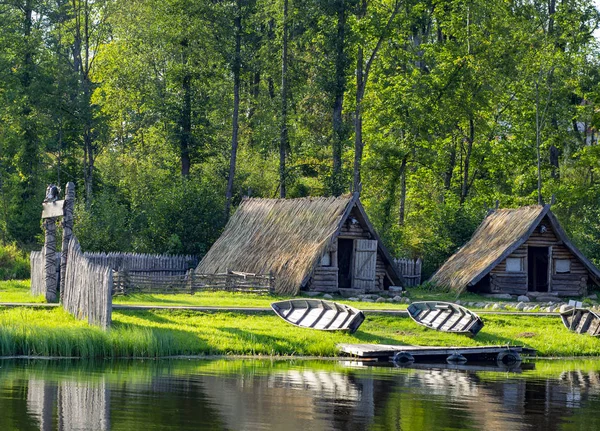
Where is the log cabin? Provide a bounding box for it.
[430,205,600,296]
[195,194,402,296]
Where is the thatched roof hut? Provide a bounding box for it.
[431,205,600,296]
[196,194,402,295]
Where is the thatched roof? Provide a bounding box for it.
[196,194,401,295]
[431,205,600,292]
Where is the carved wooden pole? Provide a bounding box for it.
[43,216,58,302]
[60,182,75,302]
[42,184,61,303]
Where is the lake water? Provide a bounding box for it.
[1,358,599,430]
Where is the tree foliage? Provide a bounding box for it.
[0,0,599,274]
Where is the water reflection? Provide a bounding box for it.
[2,359,600,430]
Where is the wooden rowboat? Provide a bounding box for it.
[271,299,365,333]
[407,301,484,336]
[560,307,600,336]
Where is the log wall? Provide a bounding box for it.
[490,245,528,294]
[486,217,590,296]
[550,244,588,296]
[339,216,371,239]
[308,266,339,293]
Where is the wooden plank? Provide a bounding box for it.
[491,273,526,279]
[353,239,377,290]
[337,343,527,358]
[42,200,65,219]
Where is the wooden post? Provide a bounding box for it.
[189,270,196,295]
[43,217,58,302]
[59,182,75,302]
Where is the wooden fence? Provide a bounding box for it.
[84,252,197,276]
[62,237,112,329]
[395,258,422,287]
[113,270,274,295]
[30,251,60,297]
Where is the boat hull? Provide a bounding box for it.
[560,308,600,336]
[407,301,484,336]
[271,299,365,334]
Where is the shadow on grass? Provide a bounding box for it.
[117,310,178,325]
[110,320,215,356]
[114,294,194,305]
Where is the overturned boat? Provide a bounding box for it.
[407,301,484,336]
[271,299,365,333]
[560,307,600,336]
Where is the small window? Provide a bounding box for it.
[506,258,523,272]
[320,252,331,267]
[555,259,571,274]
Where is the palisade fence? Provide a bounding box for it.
[112,270,275,295]
[84,253,197,277]
[30,251,60,297]
[395,258,422,287]
[62,237,112,329]
[32,244,273,308]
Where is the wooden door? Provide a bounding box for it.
[353,239,377,290]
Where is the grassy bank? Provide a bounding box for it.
[0,280,522,310]
[1,306,600,358]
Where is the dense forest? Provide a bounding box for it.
[1,0,599,277]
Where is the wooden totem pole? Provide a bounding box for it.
[41,182,75,303]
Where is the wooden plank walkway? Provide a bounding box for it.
[337,343,535,359]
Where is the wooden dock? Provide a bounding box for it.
[340,359,535,373]
[337,343,536,363]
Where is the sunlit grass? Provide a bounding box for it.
[2,279,581,312]
[1,306,600,358]
[0,280,44,303]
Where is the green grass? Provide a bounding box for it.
[1,306,600,358]
[3,279,587,311]
[112,290,414,310]
[0,280,44,303]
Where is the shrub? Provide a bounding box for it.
[0,243,30,280]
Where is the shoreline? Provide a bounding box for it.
[1,353,599,361]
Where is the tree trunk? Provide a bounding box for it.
[279,0,289,198]
[398,156,408,226]
[180,39,192,177]
[352,0,366,194]
[460,117,474,204]
[20,2,38,200]
[331,0,346,196]
[548,0,555,34]
[82,77,94,207]
[353,46,365,194]
[225,1,242,218]
[352,0,400,195]
[72,0,95,207]
[536,81,543,205]
[444,140,456,190]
